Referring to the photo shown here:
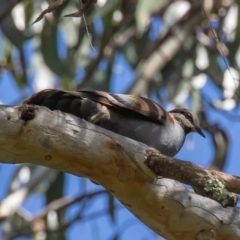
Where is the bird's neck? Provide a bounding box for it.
[169,112,190,135]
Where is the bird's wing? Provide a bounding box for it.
[77,90,167,124]
[24,89,167,124]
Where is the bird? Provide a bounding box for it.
[23,89,205,157]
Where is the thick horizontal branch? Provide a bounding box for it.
[0,105,240,240]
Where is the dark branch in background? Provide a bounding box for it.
[145,150,239,207]
[13,207,120,240]
[7,190,108,239]
[0,0,22,22]
[44,205,120,235]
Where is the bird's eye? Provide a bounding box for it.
[185,112,193,123]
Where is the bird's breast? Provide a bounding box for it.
[154,120,186,156]
[114,116,185,157]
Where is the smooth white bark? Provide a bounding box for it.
[0,105,239,240]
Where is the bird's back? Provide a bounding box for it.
[24,89,186,156]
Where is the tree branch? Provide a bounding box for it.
[0,105,240,240]
[145,150,238,207]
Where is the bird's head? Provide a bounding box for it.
[169,108,205,138]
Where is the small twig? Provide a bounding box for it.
[32,0,67,24]
[82,12,96,51]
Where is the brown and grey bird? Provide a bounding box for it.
[24,89,205,157]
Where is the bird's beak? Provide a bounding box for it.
[194,126,206,138]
